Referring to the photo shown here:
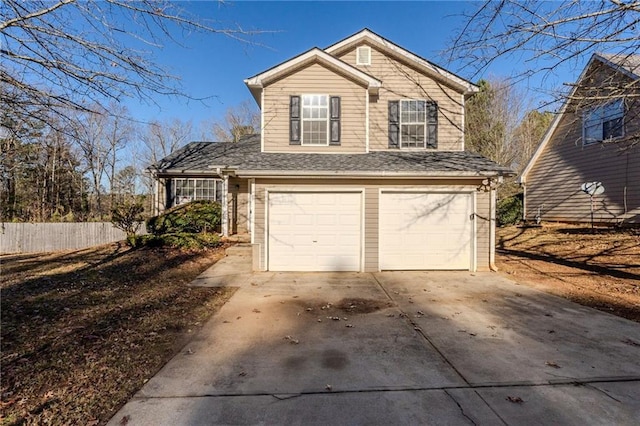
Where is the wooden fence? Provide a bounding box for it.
[0,222,146,253]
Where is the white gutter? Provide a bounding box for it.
[234,170,512,179]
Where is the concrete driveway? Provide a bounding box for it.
[109,250,640,425]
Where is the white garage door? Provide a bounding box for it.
[268,192,361,271]
[380,192,473,270]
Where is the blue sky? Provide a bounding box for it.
[126,1,586,131]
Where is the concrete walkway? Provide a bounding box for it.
[109,248,640,425]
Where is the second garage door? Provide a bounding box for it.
[268,192,362,271]
[379,192,473,270]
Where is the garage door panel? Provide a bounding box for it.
[316,214,337,226]
[269,192,362,272]
[380,192,472,270]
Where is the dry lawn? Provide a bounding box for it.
[496,224,640,322]
[1,243,235,425]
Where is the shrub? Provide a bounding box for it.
[497,194,523,226]
[133,232,221,250]
[147,201,221,235]
[111,200,145,246]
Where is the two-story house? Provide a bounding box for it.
[520,53,640,224]
[150,29,513,272]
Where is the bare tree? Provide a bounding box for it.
[449,1,640,149]
[141,118,193,166]
[0,0,265,128]
[103,103,133,208]
[466,78,553,197]
[512,109,554,170]
[448,1,639,86]
[71,105,111,218]
[202,100,260,142]
[466,79,528,167]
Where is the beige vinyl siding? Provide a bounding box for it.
[364,187,379,272]
[253,183,266,270]
[262,62,367,152]
[525,63,640,224]
[337,45,464,151]
[475,190,491,271]
[252,178,489,271]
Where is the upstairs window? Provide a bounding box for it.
[356,46,371,65]
[290,95,341,146]
[400,100,427,148]
[388,100,438,149]
[583,99,625,145]
[302,94,329,145]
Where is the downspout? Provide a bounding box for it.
[489,184,498,272]
[249,179,255,244]
[521,178,527,222]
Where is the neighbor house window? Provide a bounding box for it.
[583,99,624,145]
[172,178,222,206]
[290,94,341,146]
[388,100,438,149]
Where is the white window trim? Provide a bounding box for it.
[399,99,428,149]
[172,177,222,206]
[356,46,371,66]
[582,99,625,146]
[301,94,330,146]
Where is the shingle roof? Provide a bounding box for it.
[152,134,513,177]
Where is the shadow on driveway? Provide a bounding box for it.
[109,271,640,425]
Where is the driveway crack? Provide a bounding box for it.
[371,273,471,386]
[583,383,622,403]
[473,390,509,425]
[443,389,478,426]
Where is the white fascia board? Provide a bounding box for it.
[244,48,381,94]
[234,170,506,179]
[325,29,478,95]
[156,170,223,176]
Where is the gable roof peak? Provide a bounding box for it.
[325,28,477,95]
[593,52,640,79]
[244,47,382,105]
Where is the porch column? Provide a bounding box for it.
[221,175,229,237]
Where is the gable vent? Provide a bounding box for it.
[356,46,371,65]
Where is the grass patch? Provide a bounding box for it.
[1,243,235,425]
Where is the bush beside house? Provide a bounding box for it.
[141,201,222,249]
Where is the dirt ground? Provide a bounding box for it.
[1,243,235,426]
[496,223,640,323]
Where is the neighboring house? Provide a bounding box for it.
[520,53,640,224]
[150,29,513,272]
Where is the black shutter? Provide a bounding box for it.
[426,101,438,149]
[330,96,341,145]
[388,100,399,148]
[290,95,300,145]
